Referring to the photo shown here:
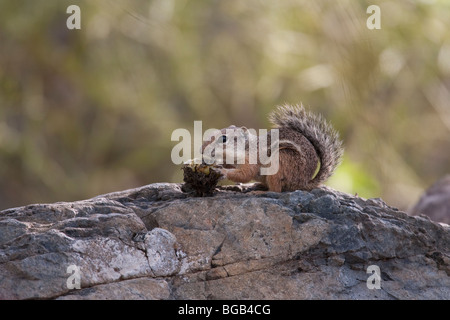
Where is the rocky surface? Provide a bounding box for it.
[0,183,449,300]
[411,175,450,224]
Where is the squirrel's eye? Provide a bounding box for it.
[220,135,227,143]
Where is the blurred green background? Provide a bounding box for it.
[1,0,449,211]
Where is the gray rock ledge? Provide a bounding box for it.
[0,183,449,299]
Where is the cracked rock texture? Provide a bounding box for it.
[0,183,449,300]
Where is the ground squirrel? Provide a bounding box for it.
[201,104,343,192]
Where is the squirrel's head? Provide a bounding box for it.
[201,125,257,166]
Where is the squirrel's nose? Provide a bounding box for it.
[200,145,215,156]
[202,154,215,165]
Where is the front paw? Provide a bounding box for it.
[216,167,229,179]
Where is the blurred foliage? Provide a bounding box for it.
[1,0,450,211]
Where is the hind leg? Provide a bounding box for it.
[266,173,283,192]
[265,148,308,192]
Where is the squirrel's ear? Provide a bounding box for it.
[240,127,249,140]
[237,127,250,141]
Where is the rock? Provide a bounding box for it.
[57,278,170,300]
[144,228,181,277]
[0,183,449,300]
[410,175,450,224]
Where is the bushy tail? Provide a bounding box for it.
[269,104,343,187]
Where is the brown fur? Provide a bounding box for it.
[201,104,343,192]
